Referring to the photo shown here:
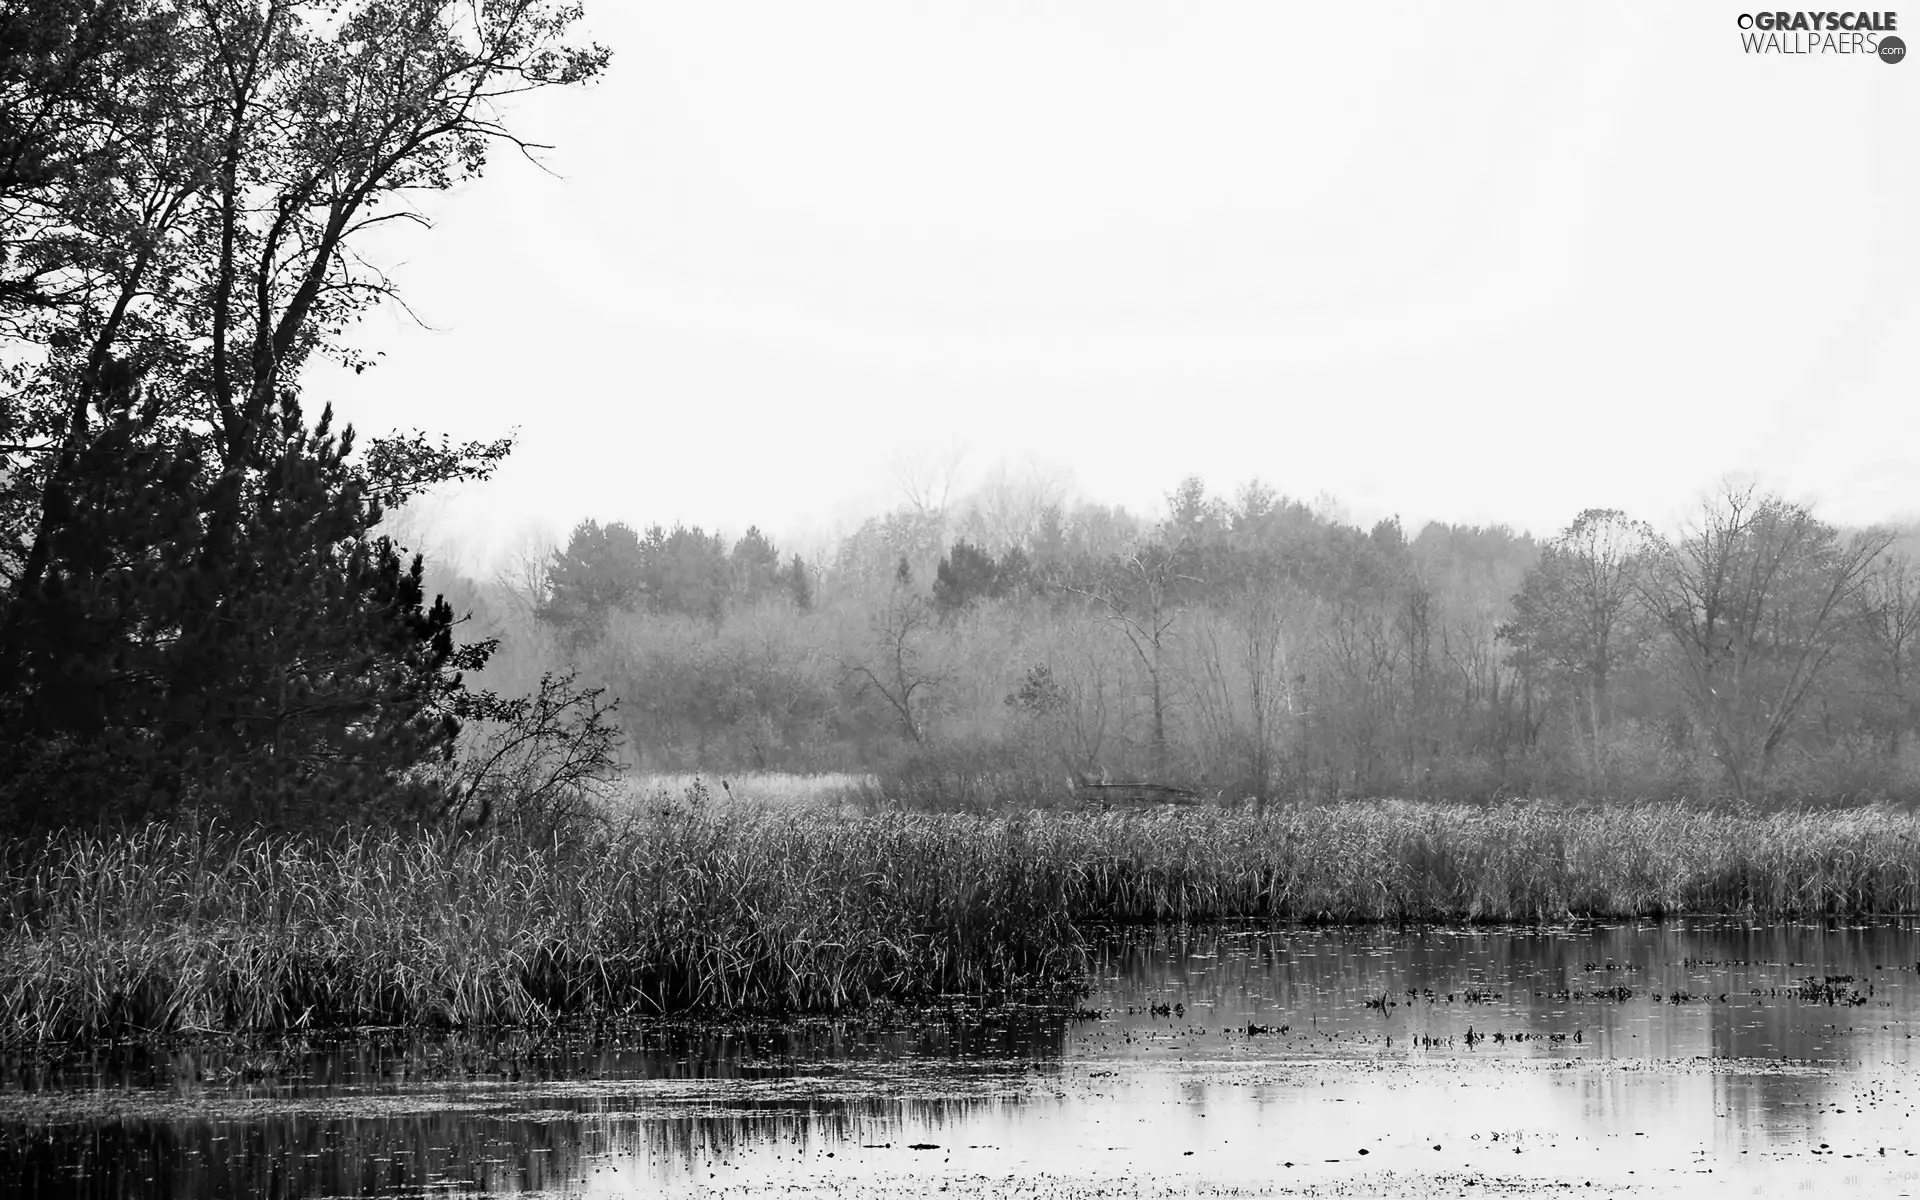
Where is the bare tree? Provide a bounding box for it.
[1189,569,1298,804]
[889,443,967,523]
[1064,543,1195,778]
[1643,485,1892,802]
[494,521,560,623]
[1857,550,1920,760]
[447,671,621,836]
[724,598,831,768]
[842,578,946,744]
[1010,616,1128,786]
[954,459,1071,552]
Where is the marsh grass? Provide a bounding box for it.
[0,798,1081,1046]
[3,798,1917,1045]
[1056,800,1920,922]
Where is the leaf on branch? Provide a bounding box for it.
[361,427,515,505]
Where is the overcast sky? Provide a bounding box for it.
[303,2,1918,565]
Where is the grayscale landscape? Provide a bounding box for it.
[0,3,1915,1197]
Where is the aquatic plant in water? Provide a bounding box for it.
[1,798,1916,1044]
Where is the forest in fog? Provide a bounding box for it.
[2,0,1911,834]
[428,474,1920,808]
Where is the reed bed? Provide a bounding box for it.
[0,805,1081,1046]
[2,798,1916,1045]
[1049,800,1920,922]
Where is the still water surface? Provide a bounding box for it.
[5,920,1919,1197]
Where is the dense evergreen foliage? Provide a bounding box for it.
[0,0,608,831]
[0,393,488,828]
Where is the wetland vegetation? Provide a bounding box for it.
[7,793,1920,1047]
[0,2,1915,1192]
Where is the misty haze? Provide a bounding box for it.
[0,3,1916,1198]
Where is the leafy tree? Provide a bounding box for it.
[729,525,782,603]
[933,539,999,613]
[0,0,606,829]
[1029,503,1068,567]
[540,520,645,644]
[0,0,183,335]
[5,1,604,601]
[640,523,728,620]
[785,553,814,611]
[995,545,1034,598]
[1164,475,1223,545]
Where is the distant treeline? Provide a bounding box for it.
[444,476,1920,807]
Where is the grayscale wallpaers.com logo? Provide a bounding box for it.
[1736,10,1905,58]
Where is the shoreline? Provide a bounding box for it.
[4,800,1919,1047]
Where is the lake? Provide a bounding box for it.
[4,919,1918,1197]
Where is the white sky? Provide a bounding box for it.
[304,2,1920,563]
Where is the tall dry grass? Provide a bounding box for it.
[1048,800,1920,922]
[2,798,1916,1045]
[0,801,1081,1046]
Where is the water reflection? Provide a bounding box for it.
[3,919,1918,1197]
[1089,920,1920,1065]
